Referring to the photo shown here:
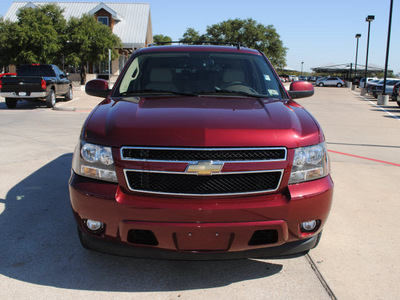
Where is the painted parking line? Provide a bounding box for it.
[328,149,400,167]
[351,90,400,121]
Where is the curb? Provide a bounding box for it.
[53,105,94,112]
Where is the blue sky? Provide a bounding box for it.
[1,0,399,73]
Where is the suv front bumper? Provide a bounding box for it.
[69,172,333,259]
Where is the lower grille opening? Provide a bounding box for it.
[127,229,159,246]
[248,230,278,246]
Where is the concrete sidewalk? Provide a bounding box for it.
[296,86,400,299]
[53,86,104,112]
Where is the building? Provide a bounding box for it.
[3,1,153,83]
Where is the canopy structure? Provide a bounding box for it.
[282,66,298,72]
[311,63,390,79]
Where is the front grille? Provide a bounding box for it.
[121,147,286,162]
[124,170,282,196]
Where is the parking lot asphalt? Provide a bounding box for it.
[1,85,400,299]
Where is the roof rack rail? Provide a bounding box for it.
[148,41,247,50]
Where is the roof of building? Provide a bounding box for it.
[311,63,390,74]
[3,1,152,49]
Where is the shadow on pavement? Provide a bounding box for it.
[0,154,283,292]
[0,98,67,110]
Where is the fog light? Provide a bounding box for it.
[85,219,103,232]
[301,220,318,232]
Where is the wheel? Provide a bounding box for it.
[318,83,324,87]
[397,100,400,107]
[5,98,17,108]
[46,89,56,108]
[336,83,343,87]
[64,86,73,101]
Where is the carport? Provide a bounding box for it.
[311,63,387,81]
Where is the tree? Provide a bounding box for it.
[181,18,287,67]
[64,14,121,84]
[153,34,172,45]
[180,28,204,43]
[0,4,67,65]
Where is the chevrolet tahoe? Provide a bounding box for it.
[69,45,333,259]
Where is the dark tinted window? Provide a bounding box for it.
[115,51,283,98]
[18,65,55,77]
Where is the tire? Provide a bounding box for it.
[397,100,400,107]
[64,86,73,101]
[5,98,17,108]
[46,89,56,108]
[337,83,343,87]
[318,83,324,87]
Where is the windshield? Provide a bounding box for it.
[18,65,55,77]
[114,51,283,98]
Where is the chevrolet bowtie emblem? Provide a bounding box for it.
[186,161,224,176]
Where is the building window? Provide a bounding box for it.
[98,16,109,26]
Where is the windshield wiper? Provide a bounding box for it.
[119,89,198,97]
[199,89,271,99]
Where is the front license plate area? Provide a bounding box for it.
[175,230,232,251]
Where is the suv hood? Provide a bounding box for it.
[84,96,322,148]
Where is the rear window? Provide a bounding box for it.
[114,51,283,99]
[18,65,55,77]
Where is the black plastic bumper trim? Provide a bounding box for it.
[77,227,320,260]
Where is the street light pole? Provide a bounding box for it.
[362,15,374,95]
[301,62,304,77]
[354,34,361,81]
[379,0,393,103]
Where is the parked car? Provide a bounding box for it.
[366,79,382,93]
[359,77,378,88]
[391,81,400,102]
[298,76,307,81]
[317,77,345,87]
[370,79,400,98]
[0,64,72,108]
[307,76,316,82]
[69,44,333,259]
[0,72,16,79]
[289,75,298,81]
[280,74,290,82]
[315,76,327,84]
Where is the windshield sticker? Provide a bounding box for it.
[264,75,271,81]
[268,89,279,96]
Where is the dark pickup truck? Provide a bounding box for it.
[0,64,73,108]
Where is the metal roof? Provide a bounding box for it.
[3,2,152,48]
[311,63,390,73]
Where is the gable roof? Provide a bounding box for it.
[88,3,122,21]
[3,2,152,49]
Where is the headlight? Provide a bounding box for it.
[289,143,329,184]
[72,141,118,183]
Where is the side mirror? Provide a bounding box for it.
[85,79,110,98]
[288,81,314,99]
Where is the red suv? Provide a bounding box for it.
[69,45,333,259]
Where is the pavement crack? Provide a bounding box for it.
[306,254,337,300]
